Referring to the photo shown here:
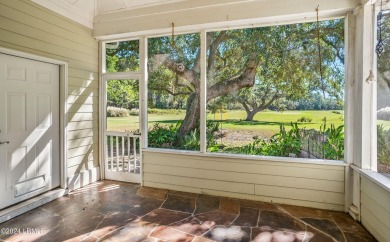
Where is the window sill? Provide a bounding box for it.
[360,169,390,193]
[142,148,347,166]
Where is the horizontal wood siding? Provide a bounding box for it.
[361,177,390,242]
[0,0,99,179]
[143,151,346,210]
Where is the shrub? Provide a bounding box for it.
[322,124,344,160]
[147,120,220,150]
[148,123,178,148]
[268,122,302,157]
[107,106,129,117]
[180,120,220,150]
[332,110,343,115]
[236,122,344,160]
[238,123,302,157]
[147,108,186,115]
[297,116,312,123]
[377,124,390,165]
[129,109,139,116]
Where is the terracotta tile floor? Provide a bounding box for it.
[0,180,377,242]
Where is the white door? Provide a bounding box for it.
[104,78,141,183]
[0,53,60,209]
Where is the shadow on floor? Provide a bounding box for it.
[0,180,377,242]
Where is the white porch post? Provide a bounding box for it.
[344,11,356,213]
[200,31,207,153]
[348,3,375,221]
[140,37,148,149]
[99,42,106,180]
[140,37,148,186]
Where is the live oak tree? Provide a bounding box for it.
[147,30,267,137]
[228,20,345,121]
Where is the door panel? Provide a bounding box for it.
[7,92,26,132]
[0,53,60,209]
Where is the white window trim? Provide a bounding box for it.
[360,3,390,173]
[100,17,350,168]
[144,148,348,166]
[362,2,390,177]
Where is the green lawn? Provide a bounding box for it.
[107,110,346,133]
[378,120,390,130]
[107,109,390,148]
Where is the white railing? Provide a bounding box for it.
[106,131,141,174]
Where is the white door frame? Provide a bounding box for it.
[0,47,68,190]
[100,72,142,181]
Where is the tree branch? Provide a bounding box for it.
[208,31,228,72]
[192,34,213,73]
[150,87,193,96]
[151,54,200,89]
[321,36,344,64]
[258,94,281,110]
[241,101,251,113]
[207,54,262,101]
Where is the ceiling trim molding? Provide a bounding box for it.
[32,0,94,28]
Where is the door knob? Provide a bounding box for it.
[0,141,9,145]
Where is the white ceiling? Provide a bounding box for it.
[32,0,189,28]
[97,0,188,12]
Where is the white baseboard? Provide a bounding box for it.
[0,188,67,223]
[67,167,101,191]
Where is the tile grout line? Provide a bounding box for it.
[166,215,193,227]
[228,201,241,226]
[160,223,200,238]
[330,215,348,242]
[275,203,339,242]
[256,210,261,227]
[152,213,212,240]
[93,214,108,232]
[191,195,199,216]
[147,224,160,240]
[158,192,169,209]
[200,228,212,239]
[154,207,193,215]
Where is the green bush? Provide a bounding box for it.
[107,106,129,117]
[322,124,344,160]
[378,124,390,166]
[237,123,302,157]
[332,110,343,115]
[148,120,220,150]
[297,116,312,123]
[147,108,186,115]
[147,120,346,161]
[235,122,344,160]
[148,123,178,148]
[129,109,139,116]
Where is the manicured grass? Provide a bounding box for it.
[107,112,185,132]
[378,120,390,130]
[107,110,346,133]
[208,110,344,131]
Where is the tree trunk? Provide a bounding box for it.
[245,110,257,121]
[178,92,200,137]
